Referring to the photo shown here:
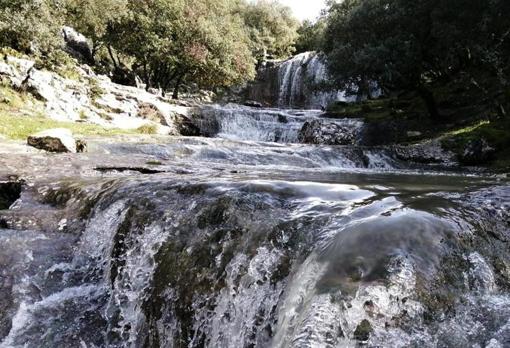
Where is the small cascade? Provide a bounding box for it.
[1,175,509,348]
[195,104,364,144]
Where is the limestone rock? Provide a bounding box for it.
[298,119,358,145]
[62,26,94,64]
[394,140,456,165]
[27,128,78,153]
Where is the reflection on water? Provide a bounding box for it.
[0,105,509,347]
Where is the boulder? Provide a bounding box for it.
[174,114,201,136]
[27,128,81,153]
[62,26,94,65]
[298,119,358,145]
[459,138,495,165]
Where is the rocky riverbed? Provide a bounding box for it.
[0,107,509,347]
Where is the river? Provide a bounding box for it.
[0,103,509,348]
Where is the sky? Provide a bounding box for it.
[279,0,327,22]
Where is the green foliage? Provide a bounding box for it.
[295,19,326,54]
[0,0,64,54]
[35,50,82,80]
[106,0,257,95]
[322,0,510,119]
[64,0,128,45]
[240,0,299,61]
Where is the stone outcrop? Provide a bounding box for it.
[394,140,456,165]
[0,55,198,136]
[27,128,85,153]
[62,26,94,64]
[298,119,360,145]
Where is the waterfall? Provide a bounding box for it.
[246,52,353,109]
[1,175,509,348]
[195,104,365,144]
[247,52,380,109]
[277,52,354,109]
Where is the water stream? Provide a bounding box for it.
[0,103,509,348]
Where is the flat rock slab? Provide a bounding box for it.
[27,128,77,153]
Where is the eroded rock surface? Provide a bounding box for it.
[298,119,362,145]
[0,55,198,136]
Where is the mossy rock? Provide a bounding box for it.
[353,319,373,341]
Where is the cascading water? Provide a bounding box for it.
[195,104,364,144]
[247,52,379,109]
[1,83,509,347]
[277,52,355,109]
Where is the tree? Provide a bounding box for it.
[294,19,326,54]
[107,0,255,98]
[322,0,510,120]
[0,0,64,54]
[239,0,299,63]
[64,0,128,56]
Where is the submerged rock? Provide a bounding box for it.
[0,180,22,210]
[27,128,79,153]
[459,138,495,165]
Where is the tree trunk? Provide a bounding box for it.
[107,46,119,69]
[143,62,151,91]
[416,85,441,121]
[172,73,185,100]
[162,70,178,97]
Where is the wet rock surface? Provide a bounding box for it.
[0,103,509,347]
[459,138,496,165]
[0,180,22,210]
[298,119,361,145]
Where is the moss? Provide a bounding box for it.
[88,79,105,101]
[79,110,88,120]
[441,118,510,170]
[325,97,418,123]
[353,319,373,341]
[146,160,163,166]
[136,124,158,135]
[0,47,27,59]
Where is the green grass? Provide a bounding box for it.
[441,118,510,170]
[0,112,140,140]
[0,83,151,140]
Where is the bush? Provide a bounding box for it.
[34,50,81,80]
[136,124,158,135]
